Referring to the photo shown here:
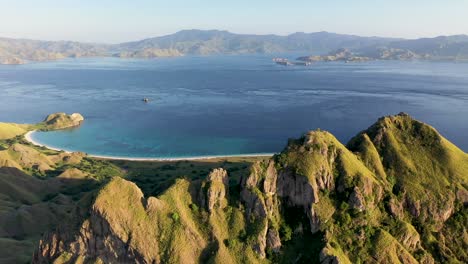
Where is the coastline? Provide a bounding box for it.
[24,131,274,161]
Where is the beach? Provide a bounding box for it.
[24,130,274,161]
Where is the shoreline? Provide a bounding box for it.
[24,131,274,161]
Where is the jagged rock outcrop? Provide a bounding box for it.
[274,130,384,234]
[33,170,259,264]
[204,168,229,212]
[33,177,160,263]
[240,161,279,258]
[394,221,421,250]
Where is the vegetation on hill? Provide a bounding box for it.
[0,123,30,140]
[0,114,268,263]
[15,113,465,264]
[37,112,85,131]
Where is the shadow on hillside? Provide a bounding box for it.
[110,157,266,197]
[0,166,105,264]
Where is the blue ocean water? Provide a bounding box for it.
[0,55,467,157]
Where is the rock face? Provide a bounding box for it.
[33,177,160,264]
[266,228,281,253]
[204,168,229,212]
[42,112,84,130]
[239,161,283,258]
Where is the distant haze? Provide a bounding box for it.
[0,0,467,43]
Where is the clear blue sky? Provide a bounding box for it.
[1,0,467,43]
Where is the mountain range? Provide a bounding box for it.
[1,30,468,64]
[0,112,467,263]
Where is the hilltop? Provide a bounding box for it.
[2,30,468,64]
[0,113,460,263]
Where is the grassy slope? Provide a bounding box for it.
[270,114,467,263]
[0,126,121,263]
[1,113,467,263]
[349,114,468,200]
[0,123,29,140]
[84,175,263,264]
[0,126,268,263]
[346,113,468,262]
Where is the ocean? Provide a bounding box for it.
[1,55,467,158]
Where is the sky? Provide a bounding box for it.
[0,0,467,43]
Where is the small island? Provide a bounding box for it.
[296,47,431,63]
[40,112,84,130]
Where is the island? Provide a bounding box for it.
[297,47,428,63]
[41,112,85,130]
[1,30,468,65]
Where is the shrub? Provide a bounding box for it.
[223,238,238,248]
[279,222,293,242]
[171,212,180,222]
[189,203,199,213]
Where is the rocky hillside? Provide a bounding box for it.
[0,114,120,263]
[39,113,84,131]
[31,113,467,264]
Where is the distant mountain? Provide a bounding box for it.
[1,30,468,64]
[381,35,468,60]
[298,35,468,62]
[0,37,109,64]
[116,29,396,56]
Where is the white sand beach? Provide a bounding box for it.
[24,131,274,161]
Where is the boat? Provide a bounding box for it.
[273,57,311,66]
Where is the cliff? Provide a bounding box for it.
[30,113,467,263]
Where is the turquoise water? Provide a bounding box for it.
[1,55,468,157]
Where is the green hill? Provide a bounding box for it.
[0,123,29,140]
[24,113,467,264]
[0,113,466,263]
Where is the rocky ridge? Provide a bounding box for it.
[31,113,467,263]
